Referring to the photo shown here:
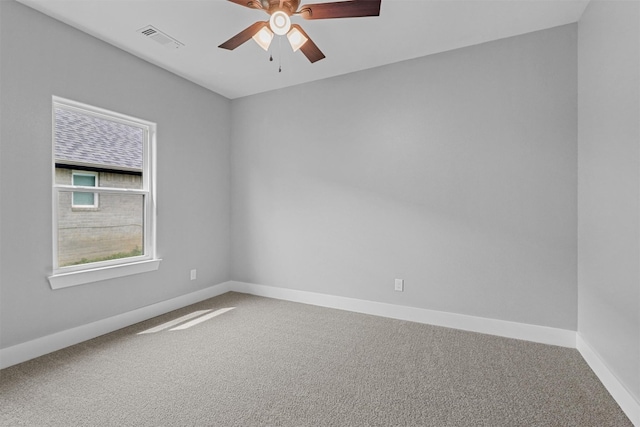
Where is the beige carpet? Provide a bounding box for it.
[0,292,632,426]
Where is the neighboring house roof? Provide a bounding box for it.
[55,107,143,171]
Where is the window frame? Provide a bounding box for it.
[49,96,160,289]
[71,170,99,208]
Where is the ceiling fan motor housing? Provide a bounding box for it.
[264,0,300,15]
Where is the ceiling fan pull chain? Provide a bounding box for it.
[278,37,282,72]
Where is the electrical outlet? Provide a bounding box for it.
[190,269,197,280]
[395,279,404,292]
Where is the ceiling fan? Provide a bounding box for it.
[219,0,382,63]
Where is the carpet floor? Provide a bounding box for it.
[0,292,632,426]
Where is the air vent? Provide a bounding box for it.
[137,25,184,50]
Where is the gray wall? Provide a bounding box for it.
[0,0,231,348]
[231,25,578,329]
[577,0,640,401]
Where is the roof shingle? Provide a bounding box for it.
[54,107,143,171]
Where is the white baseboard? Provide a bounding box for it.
[229,281,576,348]
[0,280,575,371]
[576,334,640,426]
[0,281,233,369]
[234,281,640,425]
[3,280,637,426]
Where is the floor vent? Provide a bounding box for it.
[137,25,184,50]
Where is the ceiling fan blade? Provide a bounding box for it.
[291,25,325,63]
[219,21,268,50]
[227,0,265,11]
[298,0,381,20]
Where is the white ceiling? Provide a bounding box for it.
[17,0,589,99]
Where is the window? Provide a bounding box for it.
[71,171,98,208]
[49,97,159,289]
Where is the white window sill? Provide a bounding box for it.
[48,259,161,290]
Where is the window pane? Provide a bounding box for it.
[54,107,143,189]
[57,192,144,267]
[73,174,96,187]
[72,191,95,206]
[52,98,155,276]
[72,173,97,207]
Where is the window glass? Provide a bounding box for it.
[52,97,155,274]
[72,172,97,207]
[57,192,145,267]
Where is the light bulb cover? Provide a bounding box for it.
[269,11,291,36]
[252,26,273,51]
[286,27,308,52]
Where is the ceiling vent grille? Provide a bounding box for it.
[137,25,184,50]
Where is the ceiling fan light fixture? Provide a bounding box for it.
[252,26,274,50]
[286,27,308,52]
[269,10,291,36]
[222,0,383,63]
